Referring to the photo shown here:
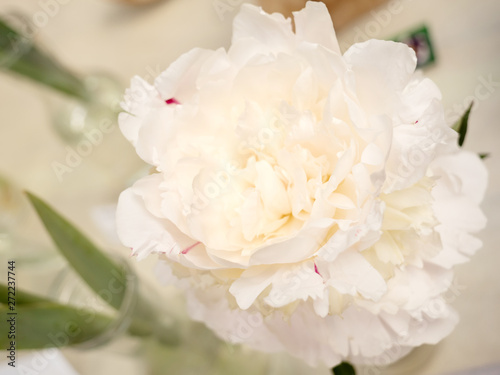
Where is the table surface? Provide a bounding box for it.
[0,0,499,374]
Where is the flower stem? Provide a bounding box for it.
[332,362,356,375]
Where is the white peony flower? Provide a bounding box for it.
[116,1,487,368]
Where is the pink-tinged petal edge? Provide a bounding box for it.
[166,98,181,105]
[182,241,201,255]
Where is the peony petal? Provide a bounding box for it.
[154,48,220,101]
[116,187,179,260]
[328,250,387,301]
[431,150,488,205]
[264,261,324,308]
[293,1,340,54]
[344,40,416,115]
[119,76,163,146]
[361,142,385,166]
[384,100,451,192]
[229,266,280,310]
[233,4,294,54]
[396,75,442,124]
[428,225,481,268]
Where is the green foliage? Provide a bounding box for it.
[452,102,473,147]
[26,192,128,311]
[0,302,113,349]
[22,192,180,348]
[0,18,89,101]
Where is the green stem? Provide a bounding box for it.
[127,310,180,347]
[332,362,356,375]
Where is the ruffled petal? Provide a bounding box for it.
[293,1,340,54]
[344,40,417,116]
[232,4,294,54]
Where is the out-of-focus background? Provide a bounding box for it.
[0,0,499,374]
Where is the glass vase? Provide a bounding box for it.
[46,255,330,375]
[50,71,124,144]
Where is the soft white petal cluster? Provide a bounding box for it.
[116,2,487,367]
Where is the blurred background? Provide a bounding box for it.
[0,0,499,374]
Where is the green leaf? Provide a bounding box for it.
[25,192,181,347]
[0,283,51,305]
[0,18,89,101]
[26,192,127,311]
[0,283,176,349]
[0,302,113,349]
[479,153,490,160]
[332,362,356,375]
[452,102,473,147]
